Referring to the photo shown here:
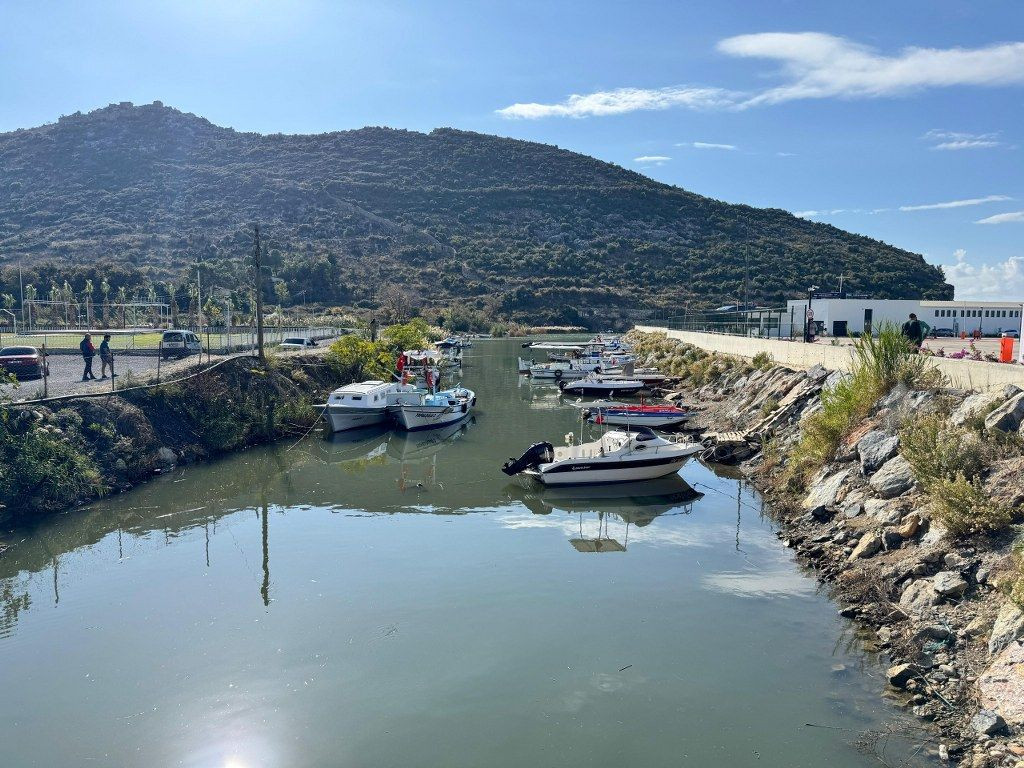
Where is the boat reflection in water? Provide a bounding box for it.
[387,417,475,493]
[506,474,704,552]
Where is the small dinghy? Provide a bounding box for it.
[580,401,693,429]
[557,375,644,397]
[501,427,701,485]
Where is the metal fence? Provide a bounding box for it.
[660,308,805,340]
[0,325,342,354]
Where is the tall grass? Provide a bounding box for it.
[784,324,940,489]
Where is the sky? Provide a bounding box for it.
[2,0,1023,300]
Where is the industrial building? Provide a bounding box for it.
[784,298,1023,337]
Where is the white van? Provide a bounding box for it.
[161,330,203,359]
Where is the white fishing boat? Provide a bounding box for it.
[518,357,536,374]
[390,385,477,431]
[529,360,601,380]
[322,380,401,432]
[557,375,645,396]
[501,427,701,485]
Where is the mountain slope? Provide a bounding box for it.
[0,102,952,324]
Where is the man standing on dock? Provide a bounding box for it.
[80,333,96,381]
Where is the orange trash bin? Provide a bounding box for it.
[1000,336,1015,363]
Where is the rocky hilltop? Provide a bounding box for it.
[0,102,952,324]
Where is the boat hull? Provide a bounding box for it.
[590,413,691,428]
[393,405,472,431]
[560,383,645,396]
[324,406,390,433]
[530,454,691,486]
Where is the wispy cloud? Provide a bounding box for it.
[793,209,854,218]
[923,129,1003,150]
[942,249,1024,300]
[899,194,1011,211]
[496,86,736,119]
[976,210,1024,224]
[633,155,671,165]
[679,141,738,150]
[497,33,1024,119]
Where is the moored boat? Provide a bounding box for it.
[557,375,645,397]
[579,401,693,428]
[501,427,701,485]
[390,386,477,431]
[322,380,401,432]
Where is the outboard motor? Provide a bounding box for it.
[501,442,554,476]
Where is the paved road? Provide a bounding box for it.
[1,341,339,401]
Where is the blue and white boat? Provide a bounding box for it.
[389,385,477,431]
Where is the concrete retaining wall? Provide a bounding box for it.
[634,325,1024,392]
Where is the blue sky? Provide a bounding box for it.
[2,0,1023,299]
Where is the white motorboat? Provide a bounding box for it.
[557,375,645,397]
[518,357,536,374]
[529,360,601,380]
[389,385,477,431]
[501,427,701,486]
[322,380,400,432]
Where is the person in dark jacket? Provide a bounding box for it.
[80,333,96,380]
[901,313,924,351]
[99,333,116,379]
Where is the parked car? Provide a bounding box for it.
[279,337,318,350]
[1003,330,1020,339]
[931,328,955,338]
[160,330,202,359]
[0,346,49,379]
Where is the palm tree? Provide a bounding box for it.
[48,283,61,326]
[187,283,199,327]
[83,279,95,328]
[116,286,128,329]
[24,284,36,329]
[165,282,178,327]
[100,279,111,328]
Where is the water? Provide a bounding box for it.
[0,339,929,768]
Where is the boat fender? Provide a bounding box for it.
[554,369,562,379]
[557,379,567,390]
[471,396,477,406]
[461,402,468,413]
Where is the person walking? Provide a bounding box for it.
[901,313,924,351]
[80,333,97,381]
[99,333,116,379]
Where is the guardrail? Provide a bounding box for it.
[1,326,343,354]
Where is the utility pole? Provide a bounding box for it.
[252,224,266,361]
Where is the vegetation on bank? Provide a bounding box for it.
[324,319,432,381]
[0,102,952,327]
[783,325,940,489]
[0,354,345,521]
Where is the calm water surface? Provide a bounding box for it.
[0,339,930,767]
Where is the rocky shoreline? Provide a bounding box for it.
[630,330,1024,767]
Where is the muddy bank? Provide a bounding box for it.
[629,330,1024,767]
[0,353,344,526]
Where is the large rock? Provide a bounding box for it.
[802,468,851,510]
[900,579,941,616]
[950,391,1001,427]
[857,430,900,475]
[887,662,922,688]
[979,642,1024,725]
[985,391,1024,433]
[869,456,915,499]
[848,532,883,561]
[933,571,968,599]
[990,602,1024,658]
[971,709,1007,736]
[154,447,177,468]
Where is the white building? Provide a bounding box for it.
[784,298,1024,337]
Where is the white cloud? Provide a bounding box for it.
[942,249,1024,300]
[496,86,736,119]
[794,208,853,218]
[633,155,671,165]
[720,33,1024,107]
[899,194,1011,211]
[923,129,1003,150]
[977,210,1024,224]
[497,33,1024,118]
[682,141,738,150]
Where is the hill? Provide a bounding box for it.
[0,102,952,326]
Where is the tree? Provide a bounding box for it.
[23,284,36,329]
[116,285,128,328]
[83,279,94,327]
[165,282,178,327]
[100,279,111,327]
